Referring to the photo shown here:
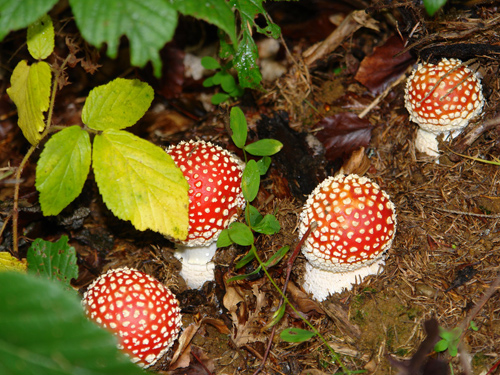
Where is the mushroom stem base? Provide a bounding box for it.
[174,242,217,289]
[303,258,385,301]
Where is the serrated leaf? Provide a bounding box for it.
[68,0,177,77]
[26,236,78,290]
[280,327,316,343]
[228,222,254,246]
[0,0,58,41]
[36,126,91,215]
[241,159,260,202]
[168,0,236,46]
[0,272,145,375]
[82,78,154,131]
[92,129,189,240]
[0,252,26,273]
[27,14,54,60]
[230,106,247,149]
[424,0,447,16]
[234,33,262,90]
[244,139,283,156]
[6,60,51,145]
[201,56,221,70]
[252,214,280,235]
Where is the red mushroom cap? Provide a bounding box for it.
[167,140,245,246]
[299,174,396,272]
[82,267,182,368]
[404,58,484,133]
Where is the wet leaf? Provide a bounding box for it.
[314,112,373,161]
[36,126,91,215]
[82,78,154,131]
[92,129,189,240]
[27,14,54,60]
[6,60,51,145]
[355,34,414,94]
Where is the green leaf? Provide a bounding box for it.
[230,106,248,149]
[216,228,233,248]
[82,78,154,131]
[469,321,479,331]
[220,74,238,93]
[36,126,91,215]
[0,0,58,41]
[26,236,78,290]
[27,14,54,60]
[68,0,177,77]
[201,56,221,70]
[168,0,236,46]
[263,245,289,268]
[266,304,286,329]
[203,76,215,87]
[92,129,189,240]
[228,222,254,246]
[280,328,316,343]
[247,204,263,227]
[241,159,260,202]
[256,156,271,175]
[211,92,230,105]
[0,272,145,375]
[252,214,280,235]
[244,139,283,156]
[226,266,261,283]
[235,248,256,269]
[6,60,51,145]
[234,33,262,90]
[423,0,447,16]
[434,339,449,353]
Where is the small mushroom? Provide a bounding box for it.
[82,267,182,368]
[298,174,397,301]
[166,140,245,288]
[404,58,485,158]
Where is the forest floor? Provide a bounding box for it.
[1,1,500,375]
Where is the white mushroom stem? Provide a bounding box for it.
[303,257,386,302]
[415,127,464,159]
[174,242,218,289]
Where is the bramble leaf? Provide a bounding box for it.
[168,0,236,45]
[92,129,189,240]
[0,0,58,41]
[0,272,146,375]
[27,14,54,60]
[69,0,177,76]
[26,236,78,290]
[82,78,154,131]
[6,60,51,145]
[36,126,91,216]
[230,106,247,149]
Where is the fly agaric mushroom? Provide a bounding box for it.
[82,267,182,368]
[405,58,485,158]
[298,174,397,301]
[166,140,245,289]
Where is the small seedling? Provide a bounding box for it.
[202,57,244,105]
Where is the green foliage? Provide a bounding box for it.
[423,0,447,16]
[435,327,462,357]
[27,14,54,60]
[26,236,78,290]
[280,327,317,343]
[36,126,91,215]
[0,271,146,375]
[202,57,244,105]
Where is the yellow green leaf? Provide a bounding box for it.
[0,252,27,273]
[27,14,54,60]
[6,60,51,145]
[92,129,189,240]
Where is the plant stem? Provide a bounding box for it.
[11,56,71,255]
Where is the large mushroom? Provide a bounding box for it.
[404,58,485,158]
[298,174,397,301]
[82,267,182,368]
[166,140,245,288]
